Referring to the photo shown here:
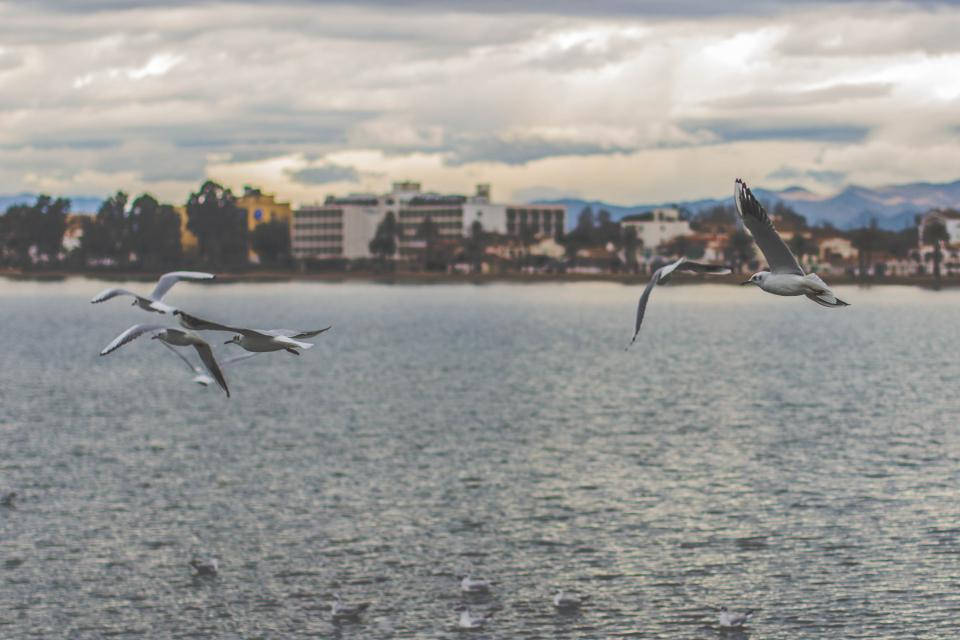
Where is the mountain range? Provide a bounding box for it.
[535,179,960,231]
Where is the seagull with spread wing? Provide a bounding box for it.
[90,271,215,314]
[735,178,849,307]
[100,324,230,397]
[158,341,257,387]
[172,310,330,355]
[626,257,732,348]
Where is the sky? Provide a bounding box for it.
[1,0,959,207]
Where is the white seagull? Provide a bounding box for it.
[172,310,330,355]
[90,271,215,314]
[100,324,230,397]
[626,257,732,348]
[460,575,491,594]
[189,556,219,577]
[716,605,754,629]
[457,607,492,630]
[735,178,849,307]
[553,590,587,611]
[331,593,371,621]
[158,341,257,387]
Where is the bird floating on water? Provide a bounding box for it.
[173,310,330,355]
[735,178,849,307]
[100,324,230,397]
[716,605,754,629]
[331,593,371,621]
[189,556,219,577]
[553,590,588,611]
[626,256,732,348]
[460,575,491,594]
[457,606,492,630]
[90,271,214,314]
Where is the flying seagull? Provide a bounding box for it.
[331,593,371,621]
[100,324,230,397]
[158,341,257,387]
[716,605,755,629]
[626,257,732,348]
[734,179,849,307]
[90,271,215,314]
[172,310,330,355]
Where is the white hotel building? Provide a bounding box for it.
[292,182,565,261]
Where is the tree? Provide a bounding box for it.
[563,206,596,255]
[250,220,291,266]
[81,191,130,266]
[727,229,755,273]
[369,212,398,268]
[922,218,950,288]
[789,233,814,267]
[0,195,70,266]
[596,209,619,245]
[416,215,440,270]
[129,194,182,268]
[186,180,247,267]
[852,218,879,280]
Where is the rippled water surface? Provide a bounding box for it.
[2,278,960,639]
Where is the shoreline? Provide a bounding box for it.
[2,268,959,288]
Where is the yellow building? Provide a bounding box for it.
[173,205,199,254]
[235,186,293,262]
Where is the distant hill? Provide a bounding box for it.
[537,179,960,231]
[0,193,103,214]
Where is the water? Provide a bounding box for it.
[2,278,959,638]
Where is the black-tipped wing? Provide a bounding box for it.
[626,263,670,349]
[100,324,165,355]
[90,287,145,304]
[158,340,201,374]
[175,310,240,333]
[734,179,803,275]
[266,326,332,339]
[192,342,230,397]
[676,261,732,275]
[149,271,215,301]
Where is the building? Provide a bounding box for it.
[235,186,292,262]
[817,236,855,261]
[918,209,960,246]
[619,208,691,249]
[291,182,566,263]
[173,205,199,254]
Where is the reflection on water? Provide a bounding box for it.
[1,279,959,638]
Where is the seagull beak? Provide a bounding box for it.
[740,280,753,286]
[223,340,232,345]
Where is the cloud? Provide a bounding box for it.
[767,166,848,186]
[285,163,361,185]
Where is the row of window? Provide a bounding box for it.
[293,222,343,231]
[294,234,343,242]
[295,247,343,255]
[296,209,343,219]
[399,209,463,219]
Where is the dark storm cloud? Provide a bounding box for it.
[681,120,871,144]
[443,135,634,166]
[285,164,361,184]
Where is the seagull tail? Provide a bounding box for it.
[806,292,850,308]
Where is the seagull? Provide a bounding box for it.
[90,271,215,314]
[735,178,849,307]
[716,605,754,629]
[460,575,491,594]
[553,590,588,611]
[626,256,732,348]
[172,310,330,355]
[100,324,230,397]
[189,556,219,577]
[158,341,258,387]
[331,593,371,621]
[1,491,16,508]
[457,607,492,630]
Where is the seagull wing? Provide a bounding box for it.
[149,271,215,301]
[192,341,230,397]
[174,310,240,333]
[158,340,202,374]
[675,261,733,275]
[90,287,145,304]
[264,326,332,339]
[100,323,166,355]
[734,179,804,275]
[625,262,672,350]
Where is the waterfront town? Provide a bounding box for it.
[2,179,959,283]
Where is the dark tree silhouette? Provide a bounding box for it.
[369,211,398,268]
[922,218,950,288]
[250,219,291,266]
[416,215,440,270]
[186,181,247,267]
[727,229,755,273]
[1,195,70,266]
[129,194,182,268]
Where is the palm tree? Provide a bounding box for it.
[922,218,950,288]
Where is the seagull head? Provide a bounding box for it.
[742,271,767,286]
